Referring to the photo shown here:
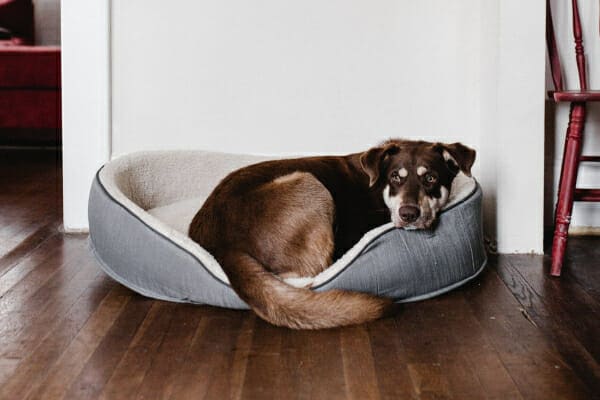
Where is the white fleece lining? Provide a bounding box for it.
[99,151,476,288]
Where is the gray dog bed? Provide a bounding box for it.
[88,151,487,309]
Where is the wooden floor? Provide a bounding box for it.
[1,149,599,400]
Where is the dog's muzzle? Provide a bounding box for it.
[398,205,420,223]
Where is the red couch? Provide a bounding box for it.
[0,0,61,146]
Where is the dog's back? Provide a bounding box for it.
[189,155,393,329]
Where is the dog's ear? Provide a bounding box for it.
[437,142,476,177]
[360,143,400,187]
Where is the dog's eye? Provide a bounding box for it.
[425,174,437,184]
[390,171,402,183]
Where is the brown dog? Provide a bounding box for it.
[189,139,476,329]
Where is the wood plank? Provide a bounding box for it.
[367,317,417,399]
[306,328,347,399]
[0,233,65,297]
[240,318,284,399]
[560,237,600,302]
[0,235,85,310]
[0,238,99,362]
[201,311,257,400]
[463,262,592,399]
[275,328,315,400]
[395,302,455,399]
[496,254,600,393]
[0,275,115,399]
[169,308,246,400]
[98,302,177,400]
[407,363,452,400]
[63,294,153,399]
[0,184,60,257]
[24,284,132,400]
[0,150,60,257]
[432,293,521,400]
[134,304,206,400]
[0,214,58,258]
[0,221,59,277]
[0,236,91,344]
[227,313,256,400]
[276,326,346,400]
[340,325,381,399]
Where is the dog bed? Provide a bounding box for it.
[88,150,487,309]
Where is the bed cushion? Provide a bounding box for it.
[88,150,487,309]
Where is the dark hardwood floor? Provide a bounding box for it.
[0,149,599,399]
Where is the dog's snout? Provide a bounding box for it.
[399,205,420,223]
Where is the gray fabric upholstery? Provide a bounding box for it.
[88,151,487,308]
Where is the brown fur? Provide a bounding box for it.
[188,139,475,329]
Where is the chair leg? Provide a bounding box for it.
[551,102,586,276]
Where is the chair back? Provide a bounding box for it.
[546,0,599,92]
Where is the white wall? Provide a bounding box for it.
[63,0,547,253]
[548,0,600,230]
[33,0,61,45]
[111,1,482,157]
[61,0,111,231]
[490,0,546,253]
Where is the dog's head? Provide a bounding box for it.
[360,139,476,229]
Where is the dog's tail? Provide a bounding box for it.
[222,252,394,329]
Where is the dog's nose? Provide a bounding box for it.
[399,205,420,223]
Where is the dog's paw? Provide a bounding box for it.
[283,276,315,288]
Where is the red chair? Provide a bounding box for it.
[546,0,600,276]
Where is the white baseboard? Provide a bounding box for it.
[59,225,90,234]
[569,226,600,236]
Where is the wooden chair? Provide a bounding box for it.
[546,0,600,276]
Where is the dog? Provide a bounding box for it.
[188,139,476,329]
